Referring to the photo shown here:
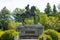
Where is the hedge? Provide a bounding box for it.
[39,29,60,40]
[39,34,52,40]
[0,30,19,40]
[44,29,59,40]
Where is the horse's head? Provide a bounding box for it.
[31,6,36,12]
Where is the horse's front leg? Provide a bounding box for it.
[36,15,40,22]
[34,16,37,24]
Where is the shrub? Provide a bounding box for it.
[25,19,34,24]
[39,34,52,40]
[1,30,19,40]
[0,31,4,37]
[58,33,60,40]
[8,21,22,30]
[44,29,59,40]
[0,31,4,40]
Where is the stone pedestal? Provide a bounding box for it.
[17,24,44,39]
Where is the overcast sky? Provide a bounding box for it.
[0,0,60,12]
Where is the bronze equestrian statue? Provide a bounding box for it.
[17,4,40,25]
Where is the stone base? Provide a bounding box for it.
[17,24,44,39]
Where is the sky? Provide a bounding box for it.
[0,0,60,12]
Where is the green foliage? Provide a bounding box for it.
[39,34,52,40]
[58,4,60,12]
[52,4,57,15]
[0,7,11,30]
[1,30,19,40]
[56,13,60,20]
[25,19,34,24]
[54,21,60,30]
[0,31,4,37]
[48,16,58,29]
[38,13,59,30]
[1,7,10,15]
[35,9,40,24]
[0,19,11,30]
[0,31,4,40]
[8,21,22,30]
[35,9,40,15]
[13,8,25,22]
[44,3,52,15]
[44,29,59,40]
[13,8,25,14]
[58,33,60,40]
[39,13,50,25]
[39,29,60,40]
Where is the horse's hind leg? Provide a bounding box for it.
[22,18,26,25]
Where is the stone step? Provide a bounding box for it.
[20,39,38,40]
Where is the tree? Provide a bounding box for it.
[0,7,10,20]
[44,3,52,15]
[13,8,25,14]
[53,4,57,15]
[0,7,10,30]
[12,8,25,22]
[58,4,60,12]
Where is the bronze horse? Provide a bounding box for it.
[16,5,40,25]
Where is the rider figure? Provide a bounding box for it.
[25,4,29,12]
[25,4,30,17]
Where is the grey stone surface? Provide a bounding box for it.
[17,24,44,39]
[20,39,38,40]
